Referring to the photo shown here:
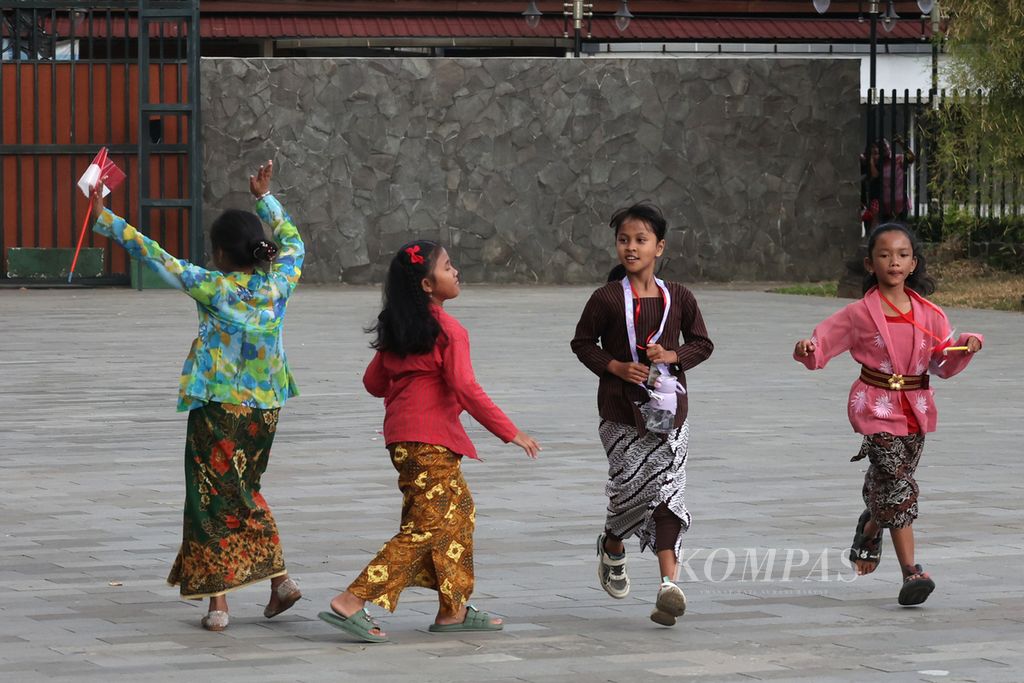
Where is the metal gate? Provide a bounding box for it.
[863,88,1024,243]
[0,1,201,284]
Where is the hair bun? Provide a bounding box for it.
[252,240,279,262]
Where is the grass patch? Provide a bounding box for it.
[930,259,1024,311]
[769,259,1024,311]
[770,282,838,297]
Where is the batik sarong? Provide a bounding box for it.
[167,402,286,598]
[599,419,690,556]
[854,431,925,529]
[347,442,475,615]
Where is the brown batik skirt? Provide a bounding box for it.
[853,432,926,529]
[167,402,287,599]
[347,442,476,615]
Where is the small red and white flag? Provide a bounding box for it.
[77,147,126,198]
[69,147,126,282]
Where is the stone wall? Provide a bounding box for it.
[201,57,861,284]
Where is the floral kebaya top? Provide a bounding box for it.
[92,194,303,411]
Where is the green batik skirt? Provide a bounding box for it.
[167,402,287,598]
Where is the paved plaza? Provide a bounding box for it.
[1,285,1022,682]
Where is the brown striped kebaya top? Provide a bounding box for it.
[571,280,713,432]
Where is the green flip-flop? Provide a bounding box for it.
[428,605,504,633]
[318,608,389,643]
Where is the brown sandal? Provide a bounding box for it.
[898,564,935,606]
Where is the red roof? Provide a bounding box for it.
[211,15,933,41]
[34,14,932,42]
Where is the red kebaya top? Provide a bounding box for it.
[885,311,921,434]
[362,304,518,460]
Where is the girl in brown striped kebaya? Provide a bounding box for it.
[571,203,713,627]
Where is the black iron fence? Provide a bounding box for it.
[863,88,1024,249]
[0,1,200,284]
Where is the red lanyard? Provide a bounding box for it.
[877,289,949,350]
[630,282,669,350]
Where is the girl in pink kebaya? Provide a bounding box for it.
[794,223,982,606]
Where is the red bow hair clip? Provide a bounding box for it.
[405,245,425,264]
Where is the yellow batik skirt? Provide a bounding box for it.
[347,442,476,615]
[167,402,287,599]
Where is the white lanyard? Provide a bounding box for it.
[621,276,671,367]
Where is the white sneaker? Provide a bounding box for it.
[650,581,686,626]
[596,533,630,599]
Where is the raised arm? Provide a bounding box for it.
[90,188,223,306]
[250,161,303,293]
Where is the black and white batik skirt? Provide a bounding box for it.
[598,418,691,556]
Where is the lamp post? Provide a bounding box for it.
[522,1,633,57]
[814,1,937,296]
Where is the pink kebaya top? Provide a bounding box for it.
[794,287,982,436]
[363,304,518,460]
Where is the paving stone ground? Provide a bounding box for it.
[1,285,1022,683]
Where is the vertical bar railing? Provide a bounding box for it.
[0,2,199,283]
[137,0,201,290]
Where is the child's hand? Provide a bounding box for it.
[609,359,649,384]
[966,336,982,353]
[511,431,541,459]
[89,185,105,220]
[645,343,677,365]
[249,160,273,198]
[794,338,816,357]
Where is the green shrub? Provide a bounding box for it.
[906,212,1024,244]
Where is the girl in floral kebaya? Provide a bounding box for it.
[794,223,982,606]
[90,160,303,631]
[318,240,540,643]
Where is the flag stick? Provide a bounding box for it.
[942,346,970,353]
[67,202,93,283]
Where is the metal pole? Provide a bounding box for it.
[189,0,202,266]
[931,2,940,94]
[868,10,877,152]
[573,0,582,58]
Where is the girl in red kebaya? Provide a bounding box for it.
[319,240,540,642]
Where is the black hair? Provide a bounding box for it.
[862,222,936,296]
[210,209,278,270]
[606,202,668,282]
[367,240,443,356]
